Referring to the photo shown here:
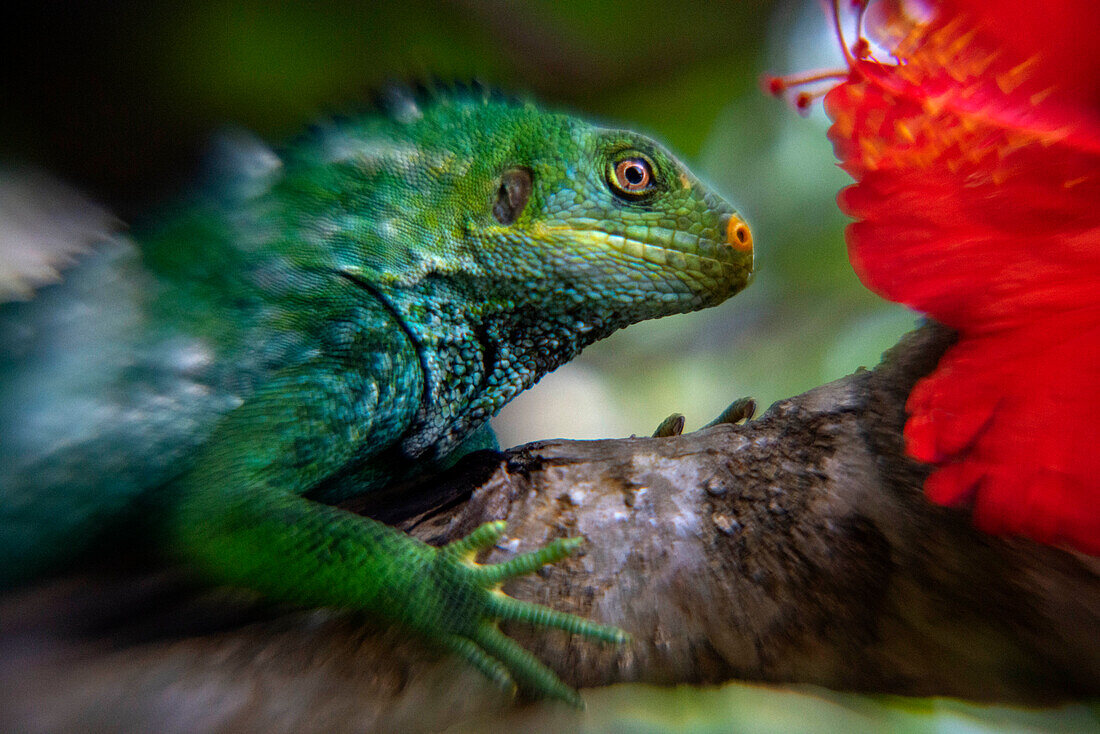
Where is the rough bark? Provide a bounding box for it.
[2,323,1098,733]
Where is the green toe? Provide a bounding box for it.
[652,412,686,437]
[488,593,626,642]
[703,396,756,427]
[441,634,517,695]
[445,520,508,558]
[473,624,585,708]
[475,536,582,584]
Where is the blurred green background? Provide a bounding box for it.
[14,2,1088,731]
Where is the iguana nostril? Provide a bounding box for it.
[724,214,753,253]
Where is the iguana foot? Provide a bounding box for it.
[428,520,626,707]
[652,413,686,437]
[652,396,756,437]
[702,396,756,428]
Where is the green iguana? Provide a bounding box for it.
[0,83,754,705]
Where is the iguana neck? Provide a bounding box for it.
[378,275,619,459]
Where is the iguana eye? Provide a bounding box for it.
[610,156,655,197]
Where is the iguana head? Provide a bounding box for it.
[285,83,753,331]
[265,83,755,452]
[473,112,754,324]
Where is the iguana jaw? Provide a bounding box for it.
[560,218,751,268]
[531,212,754,303]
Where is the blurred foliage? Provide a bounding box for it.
[7,2,1083,731]
[464,684,1100,733]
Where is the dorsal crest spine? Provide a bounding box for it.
[372,79,525,123]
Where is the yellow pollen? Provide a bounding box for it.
[996,55,1039,94]
[1030,87,1055,106]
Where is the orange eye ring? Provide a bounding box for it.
[611,157,654,196]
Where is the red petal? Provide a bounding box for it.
[822,0,1100,552]
[903,312,1100,554]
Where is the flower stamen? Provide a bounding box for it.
[765,0,877,113]
[833,0,857,67]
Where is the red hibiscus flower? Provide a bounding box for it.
[771,0,1100,553]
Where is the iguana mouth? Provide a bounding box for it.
[589,231,733,271]
[538,213,753,273]
[558,222,752,276]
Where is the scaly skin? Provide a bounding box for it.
[0,83,754,704]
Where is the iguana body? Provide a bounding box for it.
[0,84,753,703]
